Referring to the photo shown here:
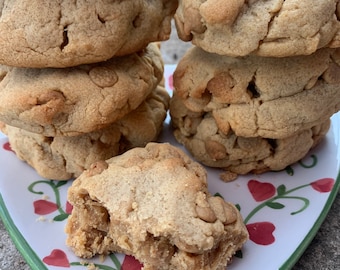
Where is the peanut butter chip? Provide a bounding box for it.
[322,62,340,84]
[205,139,227,160]
[89,67,118,88]
[208,197,237,225]
[87,160,109,176]
[200,0,244,25]
[195,205,217,223]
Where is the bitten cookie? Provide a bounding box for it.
[170,94,331,175]
[65,143,248,269]
[0,85,170,180]
[175,0,340,57]
[0,0,178,68]
[0,43,164,137]
[173,46,340,139]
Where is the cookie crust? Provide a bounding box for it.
[0,0,178,67]
[173,46,340,139]
[1,85,170,180]
[65,142,248,269]
[0,43,164,137]
[170,94,331,174]
[175,0,340,57]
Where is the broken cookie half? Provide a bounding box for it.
[65,142,248,270]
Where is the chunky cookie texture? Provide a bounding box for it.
[170,94,330,175]
[65,143,248,269]
[172,46,340,139]
[0,85,170,180]
[0,0,178,68]
[0,43,164,137]
[175,0,340,57]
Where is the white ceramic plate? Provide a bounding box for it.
[0,65,339,270]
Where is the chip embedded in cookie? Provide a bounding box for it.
[175,0,340,57]
[1,85,170,180]
[0,0,178,67]
[172,46,340,139]
[65,143,248,269]
[170,93,331,175]
[0,43,164,137]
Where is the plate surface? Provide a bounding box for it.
[0,65,339,270]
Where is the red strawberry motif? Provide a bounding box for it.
[248,180,276,202]
[43,249,70,267]
[121,255,143,270]
[310,178,334,193]
[246,222,276,245]
[33,200,58,215]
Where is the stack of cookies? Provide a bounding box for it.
[170,0,340,180]
[0,1,178,180]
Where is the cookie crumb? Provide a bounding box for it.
[220,171,238,182]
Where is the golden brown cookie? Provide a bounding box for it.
[65,142,248,269]
[175,0,340,57]
[173,46,340,139]
[0,43,164,137]
[0,0,178,67]
[1,85,170,180]
[170,94,331,175]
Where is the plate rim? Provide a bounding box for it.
[0,193,48,270]
[279,170,340,270]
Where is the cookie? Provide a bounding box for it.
[174,0,340,57]
[173,46,340,139]
[1,85,170,180]
[0,43,164,137]
[170,94,331,175]
[0,0,178,68]
[65,142,248,269]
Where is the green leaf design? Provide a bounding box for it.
[265,201,285,209]
[234,249,243,259]
[214,192,224,199]
[53,213,69,222]
[55,180,68,188]
[235,204,241,211]
[285,166,294,176]
[277,185,286,196]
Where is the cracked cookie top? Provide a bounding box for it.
[172,46,340,139]
[0,85,170,180]
[175,0,340,57]
[0,43,164,136]
[0,0,177,67]
[170,94,330,175]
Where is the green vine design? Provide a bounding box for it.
[285,154,318,176]
[28,180,69,221]
[243,183,311,224]
[70,254,121,270]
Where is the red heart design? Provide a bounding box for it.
[167,74,174,90]
[65,201,73,214]
[3,142,14,152]
[121,255,143,270]
[248,180,276,202]
[246,222,275,245]
[43,249,70,267]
